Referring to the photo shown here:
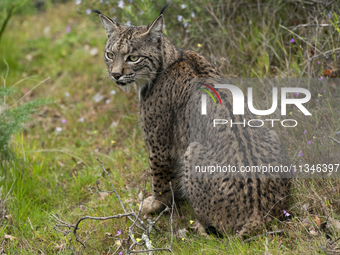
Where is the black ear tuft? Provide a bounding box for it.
[159,4,169,15]
[92,9,115,23]
[144,5,167,37]
[92,9,103,15]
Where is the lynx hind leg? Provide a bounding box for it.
[236,215,264,238]
[183,142,278,239]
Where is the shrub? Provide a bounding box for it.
[0,82,51,160]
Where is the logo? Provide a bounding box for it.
[199,82,222,115]
[201,84,312,116]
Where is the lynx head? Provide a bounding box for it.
[94,5,169,96]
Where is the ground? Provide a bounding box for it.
[1,1,340,254]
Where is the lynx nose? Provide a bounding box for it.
[112,73,122,80]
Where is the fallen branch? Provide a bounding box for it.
[51,158,175,254]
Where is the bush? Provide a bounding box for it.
[0,82,51,160]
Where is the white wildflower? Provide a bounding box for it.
[118,0,124,9]
[92,93,103,102]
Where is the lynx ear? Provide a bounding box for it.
[93,10,120,38]
[145,15,164,39]
[144,4,169,39]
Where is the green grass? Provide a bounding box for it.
[0,1,340,254]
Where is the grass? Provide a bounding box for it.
[0,0,340,254]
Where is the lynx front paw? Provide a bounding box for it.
[140,196,165,215]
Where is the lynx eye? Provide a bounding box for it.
[128,55,139,62]
[106,52,115,59]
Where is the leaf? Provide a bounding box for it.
[314,215,321,228]
[310,44,316,57]
[323,69,332,76]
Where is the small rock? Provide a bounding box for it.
[84,44,90,51]
[309,229,319,236]
[110,121,119,128]
[124,198,133,203]
[55,243,66,250]
[175,228,189,239]
[26,54,33,62]
[98,192,109,200]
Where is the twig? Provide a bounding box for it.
[263,195,290,219]
[205,3,224,31]
[322,0,337,11]
[52,158,175,254]
[73,213,134,247]
[97,158,130,212]
[110,242,123,255]
[304,47,340,63]
[288,21,340,31]
[51,213,75,227]
[0,3,15,44]
[329,132,340,144]
[129,170,148,232]
[11,77,50,107]
[279,25,326,57]
[96,158,146,231]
